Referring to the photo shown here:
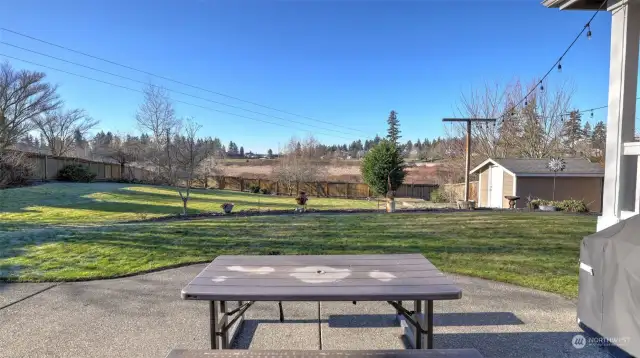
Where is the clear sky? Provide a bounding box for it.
[0,0,618,153]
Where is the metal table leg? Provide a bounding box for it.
[414,300,423,349]
[427,300,433,349]
[210,301,219,349]
[317,301,323,350]
[219,301,229,349]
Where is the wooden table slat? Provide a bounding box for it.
[182,254,462,301]
[195,270,444,279]
[187,276,454,287]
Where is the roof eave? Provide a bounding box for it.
[542,0,608,10]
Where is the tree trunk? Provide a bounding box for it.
[182,198,188,216]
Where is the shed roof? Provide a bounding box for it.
[470,158,604,177]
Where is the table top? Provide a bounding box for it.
[181,254,461,301]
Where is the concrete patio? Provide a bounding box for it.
[0,264,609,358]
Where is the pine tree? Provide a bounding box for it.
[267,149,273,157]
[591,121,606,155]
[240,146,244,157]
[562,110,582,154]
[582,122,592,140]
[386,110,401,146]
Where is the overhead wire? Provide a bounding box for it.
[0,53,358,141]
[0,41,364,137]
[0,27,368,135]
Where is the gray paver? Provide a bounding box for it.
[0,264,611,358]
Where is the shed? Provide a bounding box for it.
[470,158,604,211]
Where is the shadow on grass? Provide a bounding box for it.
[0,212,593,284]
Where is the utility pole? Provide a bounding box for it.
[442,118,496,202]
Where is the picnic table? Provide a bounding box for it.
[181,254,462,351]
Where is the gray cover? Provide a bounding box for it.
[578,215,640,356]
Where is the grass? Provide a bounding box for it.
[0,182,378,229]
[0,209,597,298]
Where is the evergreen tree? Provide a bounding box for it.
[562,110,582,154]
[591,121,607,155]
[240,146,244,157]
[73,129,85,148]
[582,122,592,140]
[360,140,406,197]
[267,148,273,157]
[386,110,401,146]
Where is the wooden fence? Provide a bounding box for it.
[441,181,479,202]
[210,176,438,200]
[17,152,438,200]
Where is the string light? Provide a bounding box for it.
[591,110,594,119]
[495,1,606,125]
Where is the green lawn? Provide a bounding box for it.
[0,210,597,298]
[0,182,378,229]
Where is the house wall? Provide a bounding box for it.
[502,172,515,208]
[515,176,604,212]
[479,169,489,206]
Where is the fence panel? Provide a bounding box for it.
[442,181,479,202]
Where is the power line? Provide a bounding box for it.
[0,27,367,135]
[0,41,363,138]
[498,0,608,123]
[0,53,359,141]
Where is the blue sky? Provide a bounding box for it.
[1,0,617,153]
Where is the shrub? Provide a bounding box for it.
[248,185,261,193]
[0,152,35,188]
[360,140,405,196]
[57,164,96,182]
[430,188,450,203]
[260,188,271,195]
[555,199,589,213]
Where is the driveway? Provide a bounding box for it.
[0,264,610,358]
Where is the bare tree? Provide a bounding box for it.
[94,133,140,178]
[135,84,179,181]
[174,118,209,215]
[272,135,327,195]
[33,109,98,157]
[136,84,176,143]
[0,62,61,153]
[196,155,223,189]
[452,78,572,160]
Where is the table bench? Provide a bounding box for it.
[181,254,462,351]
[166,349,484,358]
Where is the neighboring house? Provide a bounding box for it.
[470,158,604,212]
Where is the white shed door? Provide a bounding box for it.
[489,166,503,208]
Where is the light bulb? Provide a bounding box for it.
[557,63,562,72]
[586,24,592,40]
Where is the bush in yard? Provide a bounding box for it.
[360,140,406,197]
[260,188,271,195]
[248,185,261,193]
[57,164,96,182]
[0,152,35,188]
[554,199,589,213]
[430,188,450,203]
